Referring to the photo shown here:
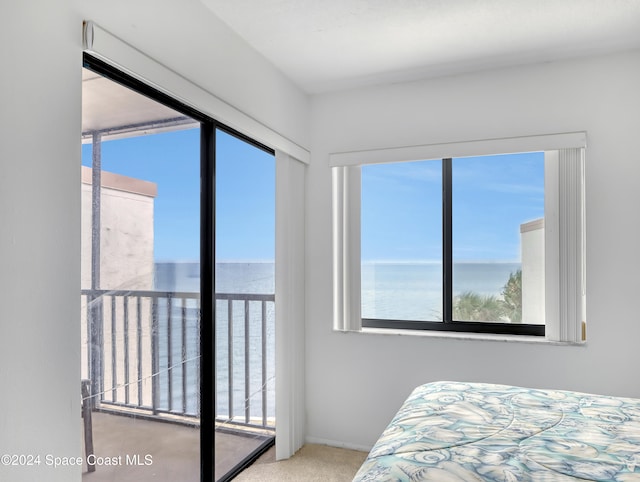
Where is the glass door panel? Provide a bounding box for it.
[81,67,200,481]
[214,128,276,481]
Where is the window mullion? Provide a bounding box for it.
[442,158,453,323]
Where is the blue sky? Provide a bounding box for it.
[83,131,543,264]
[82,128,275,262]
[361,152,545,262]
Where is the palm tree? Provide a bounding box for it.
[500,269,522,323]
[453,291,505,321]
[450,269,523,323]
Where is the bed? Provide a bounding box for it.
[353,381,640,481]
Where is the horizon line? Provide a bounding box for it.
[154,259,521,265]
[362,259,521,265]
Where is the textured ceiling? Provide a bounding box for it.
[200,0,640,93]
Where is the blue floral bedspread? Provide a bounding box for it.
[353,381,640,481]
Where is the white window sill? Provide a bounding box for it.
[342,327,585,346]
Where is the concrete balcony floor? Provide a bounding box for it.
[82,412,271,481]
[82,412,198,481]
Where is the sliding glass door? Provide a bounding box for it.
[82,55,277,482]
[214,129,276,481]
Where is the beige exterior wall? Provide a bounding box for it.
[81,166,156,290]
[520,218,545,325]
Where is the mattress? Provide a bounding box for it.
[353,381,640,481]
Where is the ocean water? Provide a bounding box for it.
[362,262,521,320]
[154,262,276,421]
[214,263,276,422]
[155,261,519,420]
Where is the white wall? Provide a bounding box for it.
[0,1,308,480]
[307,50,640,450]
[0,3,82,481]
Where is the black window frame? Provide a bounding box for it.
[362,156,545,337]
[82,52,276,482]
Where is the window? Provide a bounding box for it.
[361,153,544,335]
[332,134,585,341]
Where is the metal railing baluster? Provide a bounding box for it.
[124,295,130,405]
[111,295,117,402]
[228,299,234,421]
[182,297,187,415]
[85,294,91,391]
[80,289,274,429]
[244,300,250,424]
[167,295,173,412]
[151,297,159,415]
[136,296,142,407]
[262,300,267,427]
[196,298,201,418]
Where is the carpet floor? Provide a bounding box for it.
[233,444,368,482]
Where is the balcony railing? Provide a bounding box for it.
[81,289,275,430]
